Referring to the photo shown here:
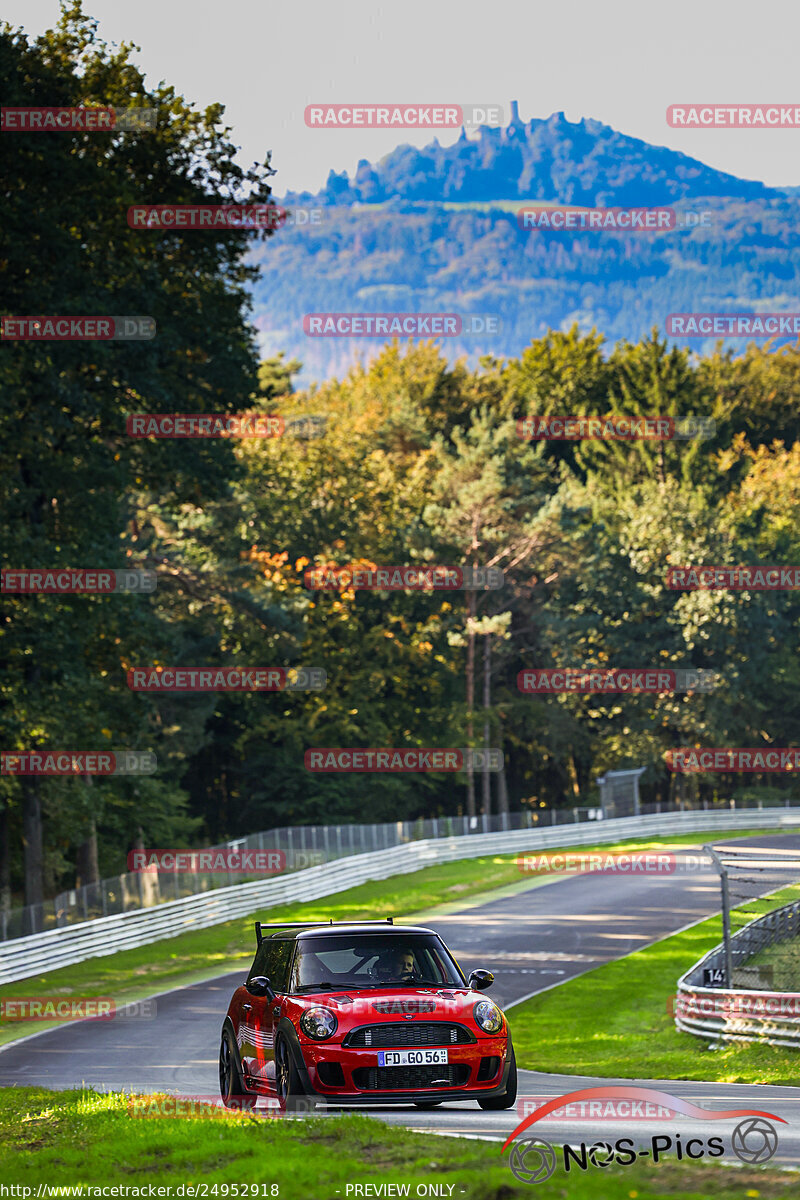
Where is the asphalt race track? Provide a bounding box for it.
[3,834,800,1164]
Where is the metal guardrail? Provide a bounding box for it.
[5,796,794,941]
[3,809,590,941]
[676,897,800,1047]
[3,807,800,986]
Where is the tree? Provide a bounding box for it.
[422,407,559,815]
[0,1,278,902]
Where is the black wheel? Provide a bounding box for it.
[413,1101,443,1108]
[477,1041,517,1111]
[275,1035,313,1113]
[219,1027,256,1109]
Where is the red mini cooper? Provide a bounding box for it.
[219,919,516,1111]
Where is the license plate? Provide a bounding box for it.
[377,1049,449,1067]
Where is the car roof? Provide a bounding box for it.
[263,924,436,940]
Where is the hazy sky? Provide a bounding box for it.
[5,0,800,194]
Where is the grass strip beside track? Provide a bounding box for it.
[0,829,773,1048]
[1,1087,797,1198]
[509,883,800,1085]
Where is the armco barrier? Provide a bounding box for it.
[4,810,554,940]
[3,808,800,985]
[676,896,800,1047]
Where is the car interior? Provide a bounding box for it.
[289,938,460,991]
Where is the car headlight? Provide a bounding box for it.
[473,1000,504,1033]
[300,1006,338,1040]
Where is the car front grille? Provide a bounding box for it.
[343,1022,474,1048]
[352,1064,471,1090]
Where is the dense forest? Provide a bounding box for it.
[251,194,800,385]
[2,9,800,911]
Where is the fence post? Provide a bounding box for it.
[705,844,733,987]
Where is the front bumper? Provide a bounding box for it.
[288,1032,511,1104]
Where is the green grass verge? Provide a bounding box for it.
[0,828,778,1050]
[2,1088,796,1198]
[510,882,800,1085]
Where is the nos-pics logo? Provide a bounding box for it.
[503,1087,782,1184]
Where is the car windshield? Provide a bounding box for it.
[289,934,464,992]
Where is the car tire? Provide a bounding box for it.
[219,1027,256,1110]
[477,1041,517,1111]
[275,1034,314,1113]
[413,1101,443,1108]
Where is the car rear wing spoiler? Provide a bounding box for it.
[255,917,393,945]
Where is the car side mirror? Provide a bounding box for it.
[247,975,276,999]
[468,969,494,991]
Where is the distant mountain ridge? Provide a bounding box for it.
[283,102,774,209]
[255,103,800,385]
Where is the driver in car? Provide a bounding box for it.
[374,946,417,983]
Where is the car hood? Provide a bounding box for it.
[290,985,487,1022]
